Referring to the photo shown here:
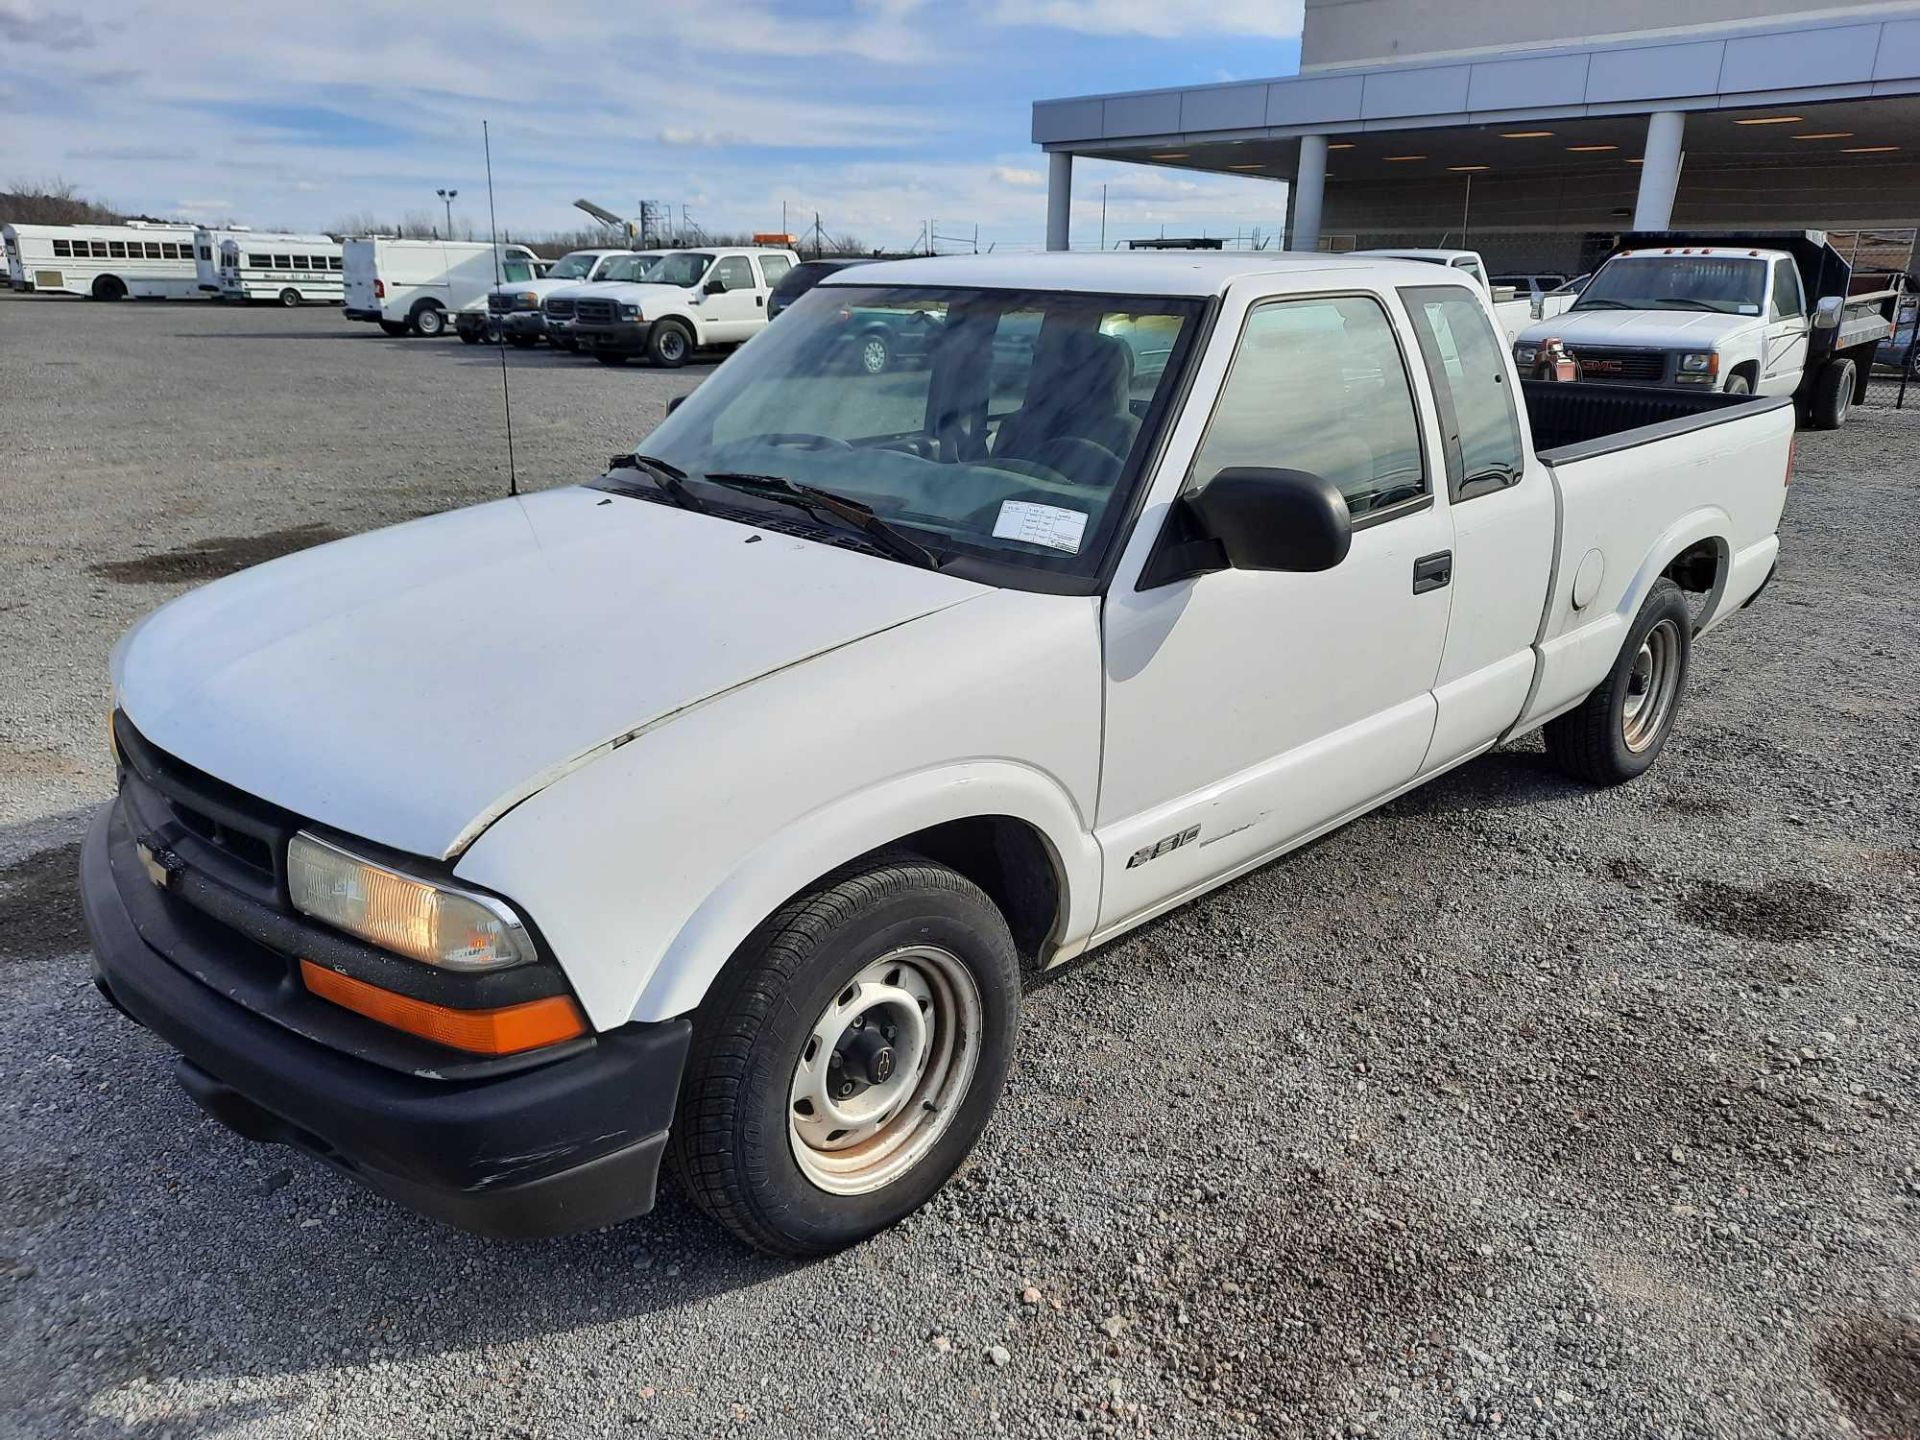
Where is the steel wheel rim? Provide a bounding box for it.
[659,330,686,361]
[787,946,981,1196]
[862,338,887,373]
[1622,617,1681,752]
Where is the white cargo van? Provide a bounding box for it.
[342,238,540,337]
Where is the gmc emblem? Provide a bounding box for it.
[1584,358,1623,375]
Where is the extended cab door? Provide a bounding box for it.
[1398,285,1555,770]
[699,253,766,342]
[1096,284,1454,933]
[1761,257,1809,394]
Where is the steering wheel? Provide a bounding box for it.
[1031,435,1123,487]
[748,432,856,453]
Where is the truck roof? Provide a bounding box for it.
[817,251,1466,298]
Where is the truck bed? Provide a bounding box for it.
[1521,380,1793,462]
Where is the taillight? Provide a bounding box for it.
[837,307,851,324]
[374,278,385,299]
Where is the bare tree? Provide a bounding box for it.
[1,177,121,225]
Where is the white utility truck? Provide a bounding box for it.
[565,246,799,366]
[85,253,1792,1255]
[459,248,662,347]
[1513,231,1904,429]
[342,237,540,337]
[1359,247,1575,342]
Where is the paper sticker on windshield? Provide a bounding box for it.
[993,500,1088,554]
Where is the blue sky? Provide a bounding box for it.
[1,0,1302,250]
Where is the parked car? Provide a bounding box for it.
[1514,230,1905,428]
[457,248,662,346]
[767,258,872,319]
[342,238,540,337]
[1357,248,1572,340]
[85,252,1792,1256]
[566,247,799,366]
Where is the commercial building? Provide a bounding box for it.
[1032,2,1920,274]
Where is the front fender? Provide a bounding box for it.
[632,761,1100,1022]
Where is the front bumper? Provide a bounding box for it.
[81,797,691,1238]
[495,310,547,338]
[571,320,653,356]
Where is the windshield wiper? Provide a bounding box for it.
[1651,299,1723,312]
[607,452,708,513]
[1571,298,1632,310]
[700,472,939,569]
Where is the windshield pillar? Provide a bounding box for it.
[1633,111,1685,231]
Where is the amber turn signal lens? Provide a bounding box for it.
[299,960,586,1055]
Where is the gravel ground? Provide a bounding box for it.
[2,293,1917,1440]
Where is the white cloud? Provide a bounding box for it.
[0,0,94,50]
[992,166,1046,188]
[987,0,1302,39]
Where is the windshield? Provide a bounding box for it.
[545,252,600,280]
[598,253,660,282]
[625,284,1202,582]
[642,251,714,288]
[1574,256,1766,315]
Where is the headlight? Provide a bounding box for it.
[1514,346,1539,367]
[1680,352,1717,374]
[515,291,540,309]
[288,831,535,972]
[619,302,643,321]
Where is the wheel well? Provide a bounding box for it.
[885,816,1062,969]
[1730,359,1759,386]
[409,297,443,314]
[1663,538,1723,594]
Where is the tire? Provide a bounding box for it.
[856,330,891,375]
[509,333,538,348]
[1544,578,1691,786]
[90,275,126,302]
[378,320,410,337]
[458,328,481,345]
[594,352,629,366]
[1812,358,1855,429]
[671,857,1021,1257]
[410,303,446,338]
[1722,372,1751,397]
[278,288,301,308]
[647,320,693,368]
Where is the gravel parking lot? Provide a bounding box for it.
[2,292,1917,1440]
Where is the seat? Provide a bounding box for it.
[993,331,1141,473]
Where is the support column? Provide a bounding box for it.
[1046,152,1073,252]
[1289,134,1328,252]
[1633,111,1686,231]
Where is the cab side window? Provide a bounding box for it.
[713,256,754,291]
[758,254,792,286]
[1770,261,1803,320]
[1400,286,1525,501]
[1189,294,1427,521]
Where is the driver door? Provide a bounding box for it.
[1096,284,1453,932]
[701,253,764,343]
[1761,259,1809,394]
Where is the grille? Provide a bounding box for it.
[487,292,513,314]
[544,296,575,319]
[1569,346,1668,383]
[574,297,617,325]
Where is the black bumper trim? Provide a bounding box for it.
[82,801,691,1239]
[571,321,653,355]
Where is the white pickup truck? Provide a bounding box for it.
[1358,247,1574,342]
[457,248,662,347]
[1513,230,1904,429]
[84,253,1792,1255]
[564,246,798,366]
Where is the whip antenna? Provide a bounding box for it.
[483,119,519,497]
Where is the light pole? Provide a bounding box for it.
[436,188,458,238]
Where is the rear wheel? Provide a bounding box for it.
[1812,358,1855,429]
[671,857,1020,1256]
[1545,578,1691,786]
[857,331,891,375]
[378,320,410,337]
[647,320,693,368]
[90,275,127,302]
[278,288,301,308]
[410,303,446,338]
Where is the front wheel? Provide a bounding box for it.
[458,328,481,345]
[594,352,629,366]
[1544,577,1691,786]
[647,320,693,368]
[857,331,891,375]
[1722,372,1751,396]
[378,320,410,337]
[671,858,1020,1256]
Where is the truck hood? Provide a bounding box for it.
[113,488,988,859]
[582,282,699,306]
[493,277,603,302]
[1517,307,1754,349]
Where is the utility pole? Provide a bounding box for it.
[1100,184,1107,251]
[436,187,458,238]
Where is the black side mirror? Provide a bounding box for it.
[1140,467,1351,587]
[704,278,727,295]
[666,394,687,415]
